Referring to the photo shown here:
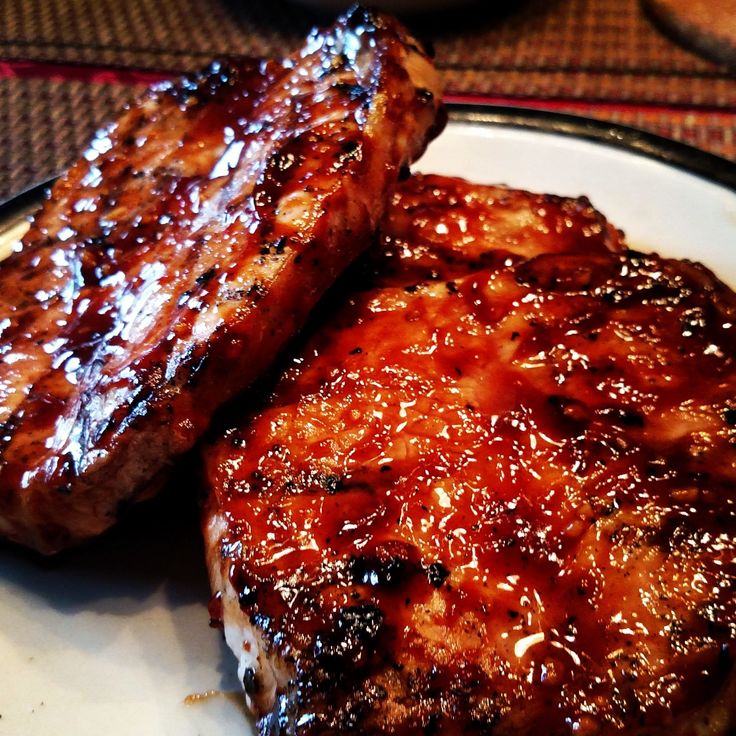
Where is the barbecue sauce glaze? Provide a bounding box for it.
[207,175,736,735]
[0,7,442,552]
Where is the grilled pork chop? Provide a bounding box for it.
[205,174,732,734]
[0,8,443,554]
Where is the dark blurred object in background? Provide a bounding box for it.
[642,0,736,69]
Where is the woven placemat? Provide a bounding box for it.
[0,77,143,201]
[2,0,735,199]
[540,103,736,156]
[1,0,734,104]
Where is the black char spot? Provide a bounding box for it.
[238,584,257,608]
[313,604,384,671]
[242,667,260,694]
[427,562,450,588]
[349,554,407,587]
[195,267,216,285]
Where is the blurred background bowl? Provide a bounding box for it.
[289,0,478,14]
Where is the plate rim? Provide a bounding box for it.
[447,103,736,192]
[2,104,735,217]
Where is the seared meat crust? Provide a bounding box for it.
[0,8,442,553]
[204,175,734,734]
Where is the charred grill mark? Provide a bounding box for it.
[313,604,384,671]
[219,287,249,302]
[279,470,346,496]
[547,394,590,430]
[195,267,217,285]
[237,580,258,610]
[260,237,289,257]
[600,407,645,428]
[318,473,344,495]
[252,611,272,635]
[0,413,22,464]
[349,554,413,587]
[247,281,267,303]
[333,82,368,102]
[338,139,363,165]
[718,643,733,674]
[242,666,261,695]
[426,562,449,588]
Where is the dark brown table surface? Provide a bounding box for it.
[1,0,735,201]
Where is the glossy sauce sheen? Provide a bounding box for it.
[0,7,442,553]
[205,175,736,734]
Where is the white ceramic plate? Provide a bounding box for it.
[1,108,735,736]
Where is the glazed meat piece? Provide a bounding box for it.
[0,7,443,554]
[371,173,626,285]
[204,175,734,734]
[204,177,736,735]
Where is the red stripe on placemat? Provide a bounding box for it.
[0,59,173,85]
[3,60,736,120]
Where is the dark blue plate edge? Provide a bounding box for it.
[0,180,50,221]
[448,104,736,192]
